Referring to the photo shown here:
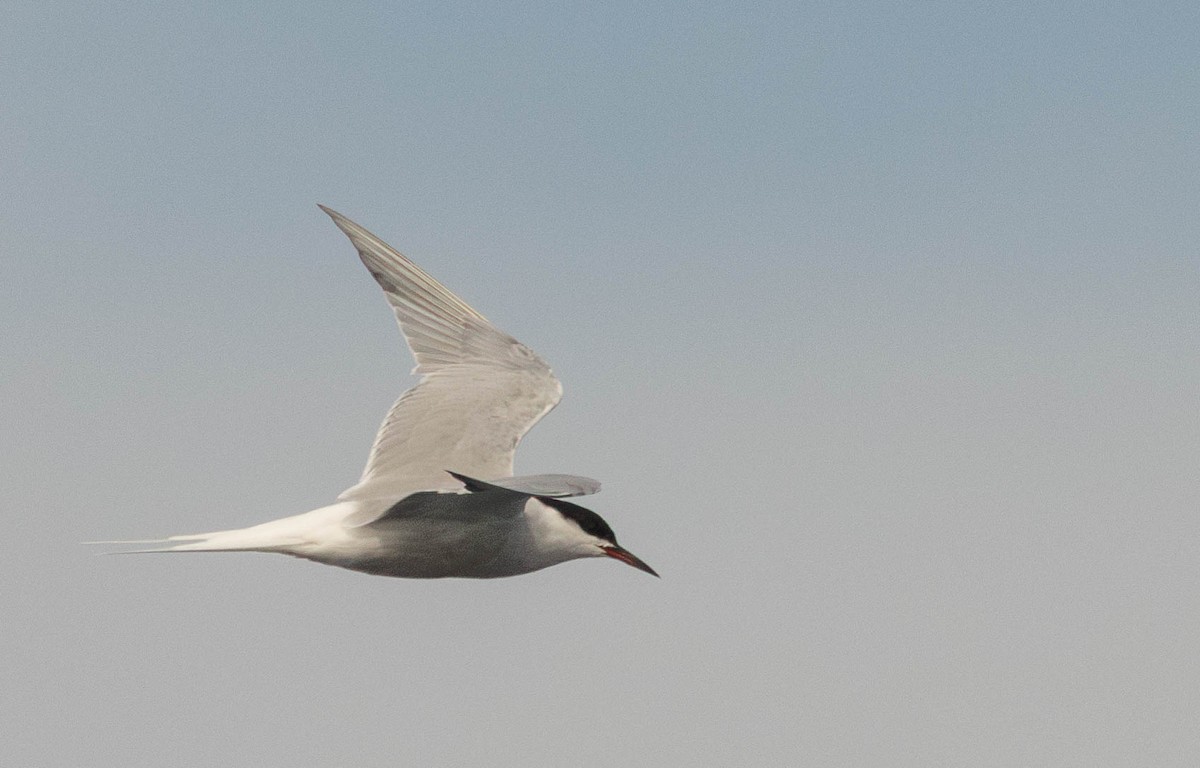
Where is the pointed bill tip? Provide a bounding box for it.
[603,545,660,578]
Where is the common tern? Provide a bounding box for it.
[108,207,657,579]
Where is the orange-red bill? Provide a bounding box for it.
[603,545,659,577]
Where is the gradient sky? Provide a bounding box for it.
[3,2,1199,765]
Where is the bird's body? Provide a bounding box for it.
[161,490,613,579]
[109,208,656,579]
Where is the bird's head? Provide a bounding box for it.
[540,496,659,577]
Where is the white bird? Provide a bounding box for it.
[108,207,657,579]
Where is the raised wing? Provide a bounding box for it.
[320,206,563,503]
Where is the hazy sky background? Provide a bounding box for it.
[3,2,1198,765]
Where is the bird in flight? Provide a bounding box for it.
[107,207,656,579]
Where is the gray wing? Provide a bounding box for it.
[320,206,563,503]
[458,473,600,497]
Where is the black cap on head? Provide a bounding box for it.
[540,496,617,545]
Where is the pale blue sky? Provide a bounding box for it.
[3,2,1199,766]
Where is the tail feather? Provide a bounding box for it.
[85,528,302,555]
[82,538,195,546]
[87,502,354,556]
